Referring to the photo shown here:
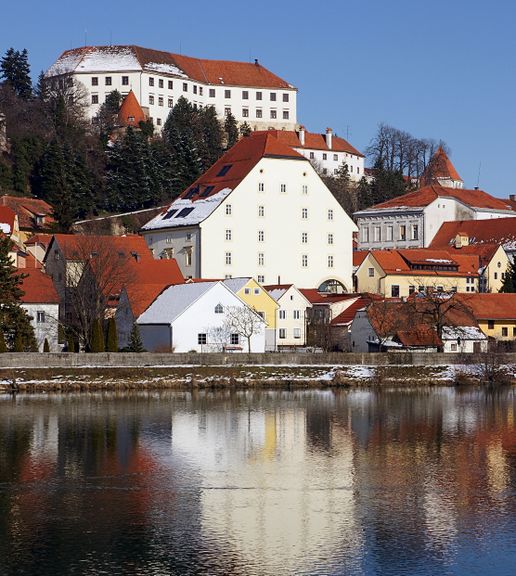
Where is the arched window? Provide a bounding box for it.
[215,303,223,314]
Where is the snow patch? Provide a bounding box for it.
[145,62,188,77]
[0,223,11,234]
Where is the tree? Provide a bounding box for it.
[239,122,252,137]
[43,338,50,352]
[106,317,118,352]
[91,319,104,352]
[222,305,264,353]
[93,90,122,143]
[127,323,145,352]
[322,162,355,216]
[0,331,6,352]
[0,48,32,99]
[199,105,224,169]
[224,111,239,149]
[500,260,516,293]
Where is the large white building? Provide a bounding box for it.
[141,131,358,292]
[46,45,297,131]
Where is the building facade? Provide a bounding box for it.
[46,45,297,131]
[265,284,312,347]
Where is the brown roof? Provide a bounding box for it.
[25,233,53,247]
[455,293,516,320]
[47,234,153,261]
[124,283,169,318]
[19,270,59,304]
[300,289,358,305]
[331,295,376,326]
[118,90,146,126]
[0,196,55,230]
[0,206,16,234]
[421,147,462,185]
[366,185,515,213]
[353,251,368,268]
[262,129,364,157]
[430,218,516,249]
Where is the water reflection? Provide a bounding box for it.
[0,388,514,576]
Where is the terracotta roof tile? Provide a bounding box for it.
[331,295,374,325]
[262,129,364,157]
[47,234,153,261]
[124,283,169,317]
[430,218,516,249]
[421,147,462,185]
[19,270,59,304]
[0,206,16,234]
[118,90,146,126]
[0,196,55,230]
[353,251,369,267]
[455,293,516,320]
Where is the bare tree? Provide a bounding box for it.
[222,305,264,353]
[207,324,232,352]
[42,74,88,133]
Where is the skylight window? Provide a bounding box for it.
[176,207,195,218]
[199,185,215,197]
[183,186,199,199]
[162,209,178,220]
[216,164,232,177]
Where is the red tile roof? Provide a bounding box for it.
[367,185,515,212]
[0,206,16,234]
[128,258,184,285]
[0,196,55,230]
[19,270,59,304]
[25,233,53,247]
[353,251,368,268]
[300,289,358,305]
[421,147,462,185]
[118,90,146,126]
[455,293,516,320]
[430,218,516,249]
[395,326,443,348]
[331,295,376,326]
[124,283,169,318]
[261,129,364,157]
[47,234,153,261]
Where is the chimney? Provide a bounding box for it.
[277,275,281,285]
[254,58,259,66]
[510,194,516,201]
[299,125,305,146]
[326,127,333,150]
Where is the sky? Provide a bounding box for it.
[1,0,515,197]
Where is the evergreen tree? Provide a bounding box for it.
[128,323,145,352]
[106,317,118,352]
[35,71,50,101]
[0,331,6,353]
[323,162,354,216]
[13,332,23,352]
[224,111,239,149]
[239,122,252,137]
[199,106,224,169]
[66,333,76,352]
[0,48,32,99]
[43,338,50,352]
[90,319,104,352]
[94,90,122,143]
[500,260,516,293]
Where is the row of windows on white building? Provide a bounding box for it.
[222,252,335,268]
[361,223,420,243]
[218,230,335,244]
[222,204,335,219]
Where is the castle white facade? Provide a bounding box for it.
[46,45,297,131]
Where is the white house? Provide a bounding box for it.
[141,131,358,292]
[19,270,60,352]
[264,284,312,347]
[137,281,266,353]
[46,45,297,131]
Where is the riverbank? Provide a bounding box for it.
[1,362,514,393]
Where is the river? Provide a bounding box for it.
[0,388,514,575]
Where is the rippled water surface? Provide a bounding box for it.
[0,387,514,575]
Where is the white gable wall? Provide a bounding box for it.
[275,286,312,346]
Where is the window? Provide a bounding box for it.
[105,76,112,86]
[258,182,264,192]
[36,311,45,323]
[217,164,232,176]
[293,310,301,320]
[149,77,155,86]
[399,225,406,241]
[254,288,260,294]
[122,76,129,85]
[183,83,188,92]
[258,252,264,266]
[302,254,308,267]
[193,85,197,94]
[242,108,249,117]
[328,233,333,245]
[225,229,232,241]
[270,109,277,119]
[224,107,231,116]
[323,153,327,160]
[328,209,333,220]
[225,252,232,265]
[168,80,173,90]
[258,205,265,217]
[333,154,338,161]
[242,90,249,99]
[293,328,301,339]
[494,272,498,280]
[215,304,224,314]
[368,267,374,277]
[156,118,162,126]
[91,77,98,86]
[224,89,231,98]
[226,204,232,215]
[244,288,251,295]
[386,226,393,241]
[158,96,164,106]
[256,109,262,118]
[409,285,415,294]
[302,185,308,194]
[280,184,287,193]
[279,328,286,339]
[362,227,369,243]
[412,224,419,241]
[198,333,207,345]
[256,91,262,100]
[302,232,308,244]
[258,230,264,242]
[279,310,286,320]
[270,92,276,101]
[309,152,315,159]
[257,275,265,283]
[283,110,289,120]
[502,327,508,337]
[230,333,240,345]
[328,255,334,268]
[185,249,192,266]
[209,88,215,97]
[186,233,192,241]
[168,98,173,108]
[357,167,360,174]
[487,320,495,329]
[176,207,194,218]
[91,94,99,104]
[391,285,400,298]
[149,95,155,105]
[451,343,458,352]
[374,226,381,242]
[302,208,308,219]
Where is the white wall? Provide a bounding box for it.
[275,287,311,346]
[22,303,60,352]
[295,148,364,182]
[199,157,357,290]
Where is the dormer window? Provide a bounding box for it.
[217,164,232,177]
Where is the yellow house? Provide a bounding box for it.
[356,248,480,297]
[456,293,516,342]
[223,277,279,351]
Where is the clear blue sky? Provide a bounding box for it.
[2,0,515,197]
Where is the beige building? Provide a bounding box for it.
[264,284,312,347]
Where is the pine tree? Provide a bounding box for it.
[224,112,239,149]
[106,317,118,352]
[13,332,23,352]
[239,122,252,137]
[500,260,516,293]
[0,331,6,353]
[94,90,122,143]
[0,48,32,99]
[35,71,49,101]
[43,338,50,352]
[91,319,105,352]
[199,106,224,169]
[66,334,76,352]
[128,323,145,352]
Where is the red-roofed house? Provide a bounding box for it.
[264,284,312,347]
[420,147,464,189]
[0,196,54,241]
[19,270,60,351]
[142,131,357,291]
[455,293,516,343]
[354,184,515,250]
[46,45,297,131]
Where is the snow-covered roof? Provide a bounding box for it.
[47,46,141,76]
[141,188,231,231]
[0,223,11,234]
[267,288,288,301]
[223,277,251,293]
[441,326,487,341]
[138,281,220,324]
